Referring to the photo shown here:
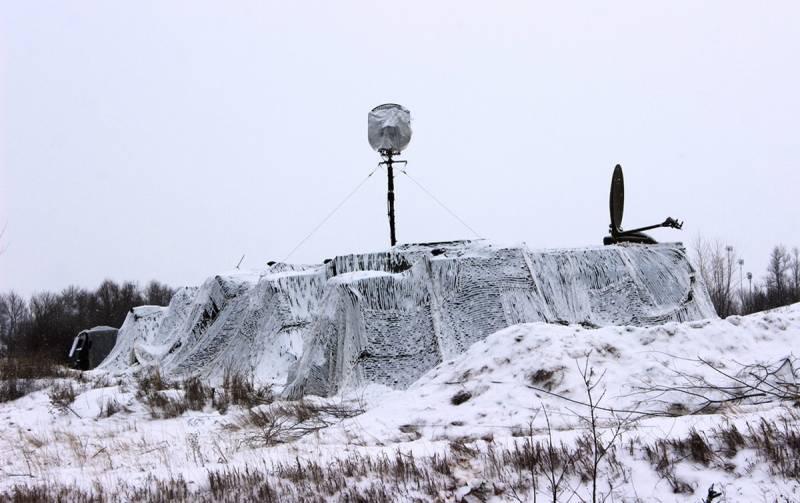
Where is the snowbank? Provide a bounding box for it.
[324,303,799,444]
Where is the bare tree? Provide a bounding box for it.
[27,292,65,355]
[766,245,791,307]
[541,407,574,503]
[633,356,799,414]
[3,278,174,359]
[0,292,30,355]
[573,358,629,503]
[144,280,175,306]
[692,236,739,316]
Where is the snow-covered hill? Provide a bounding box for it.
[332,303,799,440]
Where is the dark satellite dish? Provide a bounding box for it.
[609,164,624,234]
[603,164,683,245]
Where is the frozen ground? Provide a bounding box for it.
[1,304,799,501]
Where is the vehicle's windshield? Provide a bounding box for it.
[68,335,81,357]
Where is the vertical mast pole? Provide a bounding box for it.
[385,151,397,247]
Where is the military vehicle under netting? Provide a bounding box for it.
[68,326,118,370]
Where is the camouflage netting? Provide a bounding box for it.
[98,241,716,397]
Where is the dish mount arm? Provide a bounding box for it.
[616,217,683,237]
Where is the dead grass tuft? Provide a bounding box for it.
[222,367,274,407]
[135,367,173,395]
[181,376,209,411]
[99,397,127,418]
[527,366,564,391]
[48,381,77,409]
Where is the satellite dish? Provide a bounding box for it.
[368,104,412,154]
[609,164,624,233]
[603,163,683,245]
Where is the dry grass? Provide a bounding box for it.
[642,414,800,494]
[134,367,174,395]
[48,381,77,409]
[98,397,125,418]
[131,368,275,419]
[0,357,72,403]
[3,413,800,502]
[4,450,454,502]
[182,376,209,411]
[134,368,187,419]
[213,367,274,414]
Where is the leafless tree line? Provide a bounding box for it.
[0,280,174,360]
[693,236,800,317]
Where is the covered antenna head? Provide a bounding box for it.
[368,103,412,155]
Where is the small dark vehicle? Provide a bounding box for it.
[68,326,118,370]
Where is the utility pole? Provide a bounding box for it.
[746,271,753,313]
[737,258,744,312]
[725,245,734,315]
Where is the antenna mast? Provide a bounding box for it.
[383,151,397,246]
[368,104,412,247]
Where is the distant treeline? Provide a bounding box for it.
[0,280,174,360]
[694,239,800,317]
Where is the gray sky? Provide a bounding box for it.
[1,1,798,296]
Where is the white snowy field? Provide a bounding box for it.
[1,305,799,502]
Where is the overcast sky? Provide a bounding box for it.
[1,1,798,296]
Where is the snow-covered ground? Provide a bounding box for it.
[1,305,799,501]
